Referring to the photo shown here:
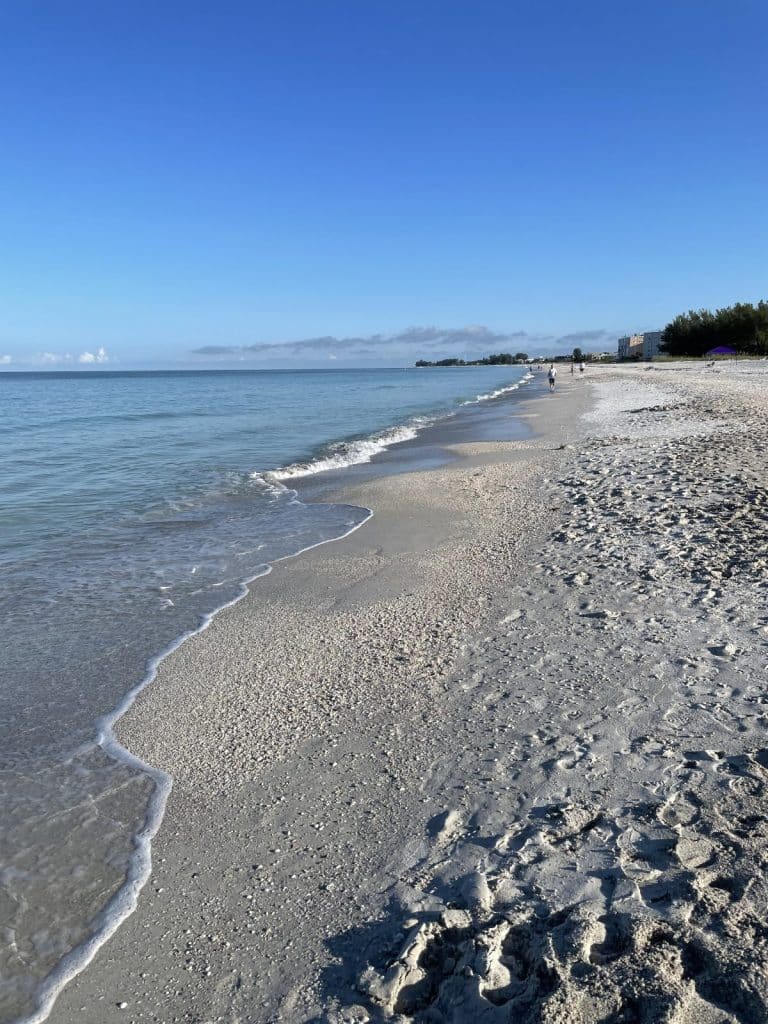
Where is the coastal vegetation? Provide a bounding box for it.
[662,301,768,357]
[415,352,529,367]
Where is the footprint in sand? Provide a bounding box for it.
[428,808,464,849]
[349,745,768,1024]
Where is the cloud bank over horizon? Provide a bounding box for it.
[0,347,112,369]
[0,328,618,371]
[191,325,616,366]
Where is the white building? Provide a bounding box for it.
[618,331,663,360]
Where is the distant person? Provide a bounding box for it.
[579,361,585,374]
[548,363,557,390]
[571,361,574,375]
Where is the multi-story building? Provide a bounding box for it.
[618,331,663,360]
[618,334,644,360]
[642,331,663,359]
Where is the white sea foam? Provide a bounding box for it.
[247,471,296,499]
[463,379,521,404]
[265,418,433,481]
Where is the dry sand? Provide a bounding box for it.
[52,362,768,1024]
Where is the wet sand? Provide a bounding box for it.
[52,362,768,1023]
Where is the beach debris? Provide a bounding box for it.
[501,608,524,623]
[565,571,591,586]
[709,641,737,658]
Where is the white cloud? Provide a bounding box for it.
[78,346,109,364]
[40,352,72,364]
[0,354,11,364]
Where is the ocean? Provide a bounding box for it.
[0,365,531,1022]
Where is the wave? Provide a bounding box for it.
[462,371,534,405]
[264,418,434,481]
[265,370,532,481]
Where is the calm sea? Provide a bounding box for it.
[0,365,530,1022]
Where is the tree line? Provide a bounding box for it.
[415,352,529,367]
[662,301,768,357]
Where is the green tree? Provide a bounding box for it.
[661,301,768,357]
[572,347,584,362]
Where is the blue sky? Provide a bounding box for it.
[1,0,766,368]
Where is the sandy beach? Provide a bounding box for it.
[50,361,768,1024]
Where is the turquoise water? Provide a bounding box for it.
[0,365,529,1022]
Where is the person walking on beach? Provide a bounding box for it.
[548,363,557,390]
[571,361,574,375]
[579,361,585,375]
